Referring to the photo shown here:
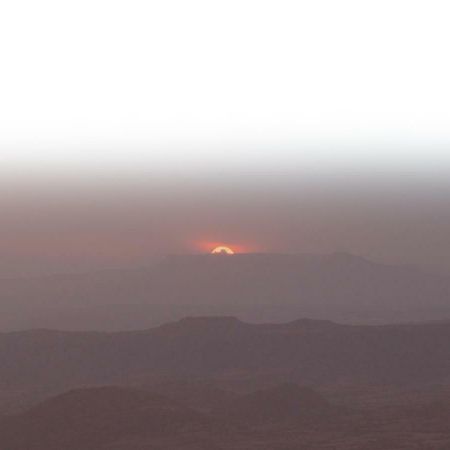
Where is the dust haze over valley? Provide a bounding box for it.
[1,175,450,449]
[3,0,450,448]
[1,171,450,330]
[2,171,450,278]
[2,109,450,450]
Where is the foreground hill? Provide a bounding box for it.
[0,386,205,450]
[1,253,449,330]
[1,317,450,397]
[0,384,340,450]
[2,383,450,450]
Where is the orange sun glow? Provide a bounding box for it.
[211,246,235,255]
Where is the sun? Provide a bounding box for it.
[211,246,235,255]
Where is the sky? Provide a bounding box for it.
[1,0,450,275]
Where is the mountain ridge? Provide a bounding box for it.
[1,316,450,393]
[1,252,450,331]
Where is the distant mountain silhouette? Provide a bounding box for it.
[1,252,450,331]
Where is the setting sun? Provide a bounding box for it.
[211,246,235,255]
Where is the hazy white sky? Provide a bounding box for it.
[1,0,450,174]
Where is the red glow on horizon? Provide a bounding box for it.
[211,246,234,255]
[192,240,259,254]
